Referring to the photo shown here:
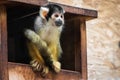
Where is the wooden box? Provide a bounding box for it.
[0,0,97,80]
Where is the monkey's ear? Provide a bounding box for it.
[63,10,65,14]
[40,7,49,19]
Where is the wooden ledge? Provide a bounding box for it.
[1,0,97,20]
[8,62,81,80]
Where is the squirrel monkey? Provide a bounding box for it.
[24,4,65,77]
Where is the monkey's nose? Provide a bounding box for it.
[55,20,63,26]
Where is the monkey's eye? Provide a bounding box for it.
[54,14,59,18]
[61,15,63,18]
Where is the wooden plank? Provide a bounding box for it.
[5,0,97,19]
[7,0,48,6]
[80,19,87,80]
[8,62,81,80]
[0,1,7,4]
[0,5,8,80]
[60,4,97,18]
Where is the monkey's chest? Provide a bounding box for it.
[39,27,60,44]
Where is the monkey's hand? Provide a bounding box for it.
[30,59,49,77]
[24,29,47,48]
[52,60,61,73]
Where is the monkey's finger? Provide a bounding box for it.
[41,67,49,77]
[31,61,38,68]
[30,59,37,65]
[35,63,43,71]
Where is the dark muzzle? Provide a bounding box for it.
[55,20,63,26]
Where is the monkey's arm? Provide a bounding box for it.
[25,29,61,73]
[24,29,53,63]
[25,29,47,49]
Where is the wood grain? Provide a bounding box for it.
[0,5,8,80]
[80,19,87,80]
[8,62,81,80]
[1,0,97,20]
[8,0,48,6]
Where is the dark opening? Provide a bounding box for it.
[7,4,39,64]
[7,4,81,71]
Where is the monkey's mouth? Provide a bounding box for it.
[55,20,63,26]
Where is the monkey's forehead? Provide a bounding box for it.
[44,4,64,13]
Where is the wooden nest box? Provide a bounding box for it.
[0,0,97,80]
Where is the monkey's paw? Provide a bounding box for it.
[30,59,49,77]
[52,61,61,73]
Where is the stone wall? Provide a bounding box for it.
[49,0,120,80]
[85,1,120,80]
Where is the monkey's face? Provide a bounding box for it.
[51,12,64,27]
[40,4,65,28]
